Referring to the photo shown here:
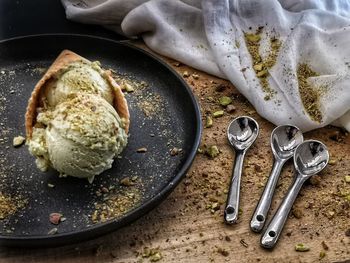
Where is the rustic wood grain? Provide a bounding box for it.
[0,42,349,263]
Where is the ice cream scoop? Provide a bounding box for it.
[25,50,130,182]
[29,93,127,182]
[44,60,114,107]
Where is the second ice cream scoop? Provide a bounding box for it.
[28,93,128,182]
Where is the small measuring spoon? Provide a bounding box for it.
[250,125,303,232]
[261,140,329,248]
[225,116,259,224]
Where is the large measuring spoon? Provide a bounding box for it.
[225,116,259,224]
[250,125,303,232]
[261,140,329,248]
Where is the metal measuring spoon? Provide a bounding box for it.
[225,116,259,224]
[250,125,303,232]
[261,140,329,248]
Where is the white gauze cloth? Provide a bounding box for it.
[62,0,350,132]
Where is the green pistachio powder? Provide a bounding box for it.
[243,28,324,122]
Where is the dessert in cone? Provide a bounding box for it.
[25,50,130,183]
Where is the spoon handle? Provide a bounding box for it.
[250,158,285,232]
[224,150,245,224]
[261,173,307,248]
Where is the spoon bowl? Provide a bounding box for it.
[227,116,259,151]
[294,140,329,176]
[271,125,304,159]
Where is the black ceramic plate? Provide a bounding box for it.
[0,34,201,247]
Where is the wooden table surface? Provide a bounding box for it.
[1,43,349,263]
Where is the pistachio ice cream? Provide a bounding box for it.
[25,50,130,183]
[28,93,127,182]
[45,61,114,107]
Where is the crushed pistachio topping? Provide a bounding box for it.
[205,145,220,158]
[13,136,25,147]
[297,63,324,123]
[213,110,224,118]
[244,28,282,100]
[205,116,213,128]
[295,243,310,252]
[319,251,326,259]
[91,186,141,224]
[123,82,135,93]
[142,247,163,262]
[219,96,232,107]
[0,193,27,220]
[345,175,350,183]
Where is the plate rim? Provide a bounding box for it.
[0,34,202,246]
